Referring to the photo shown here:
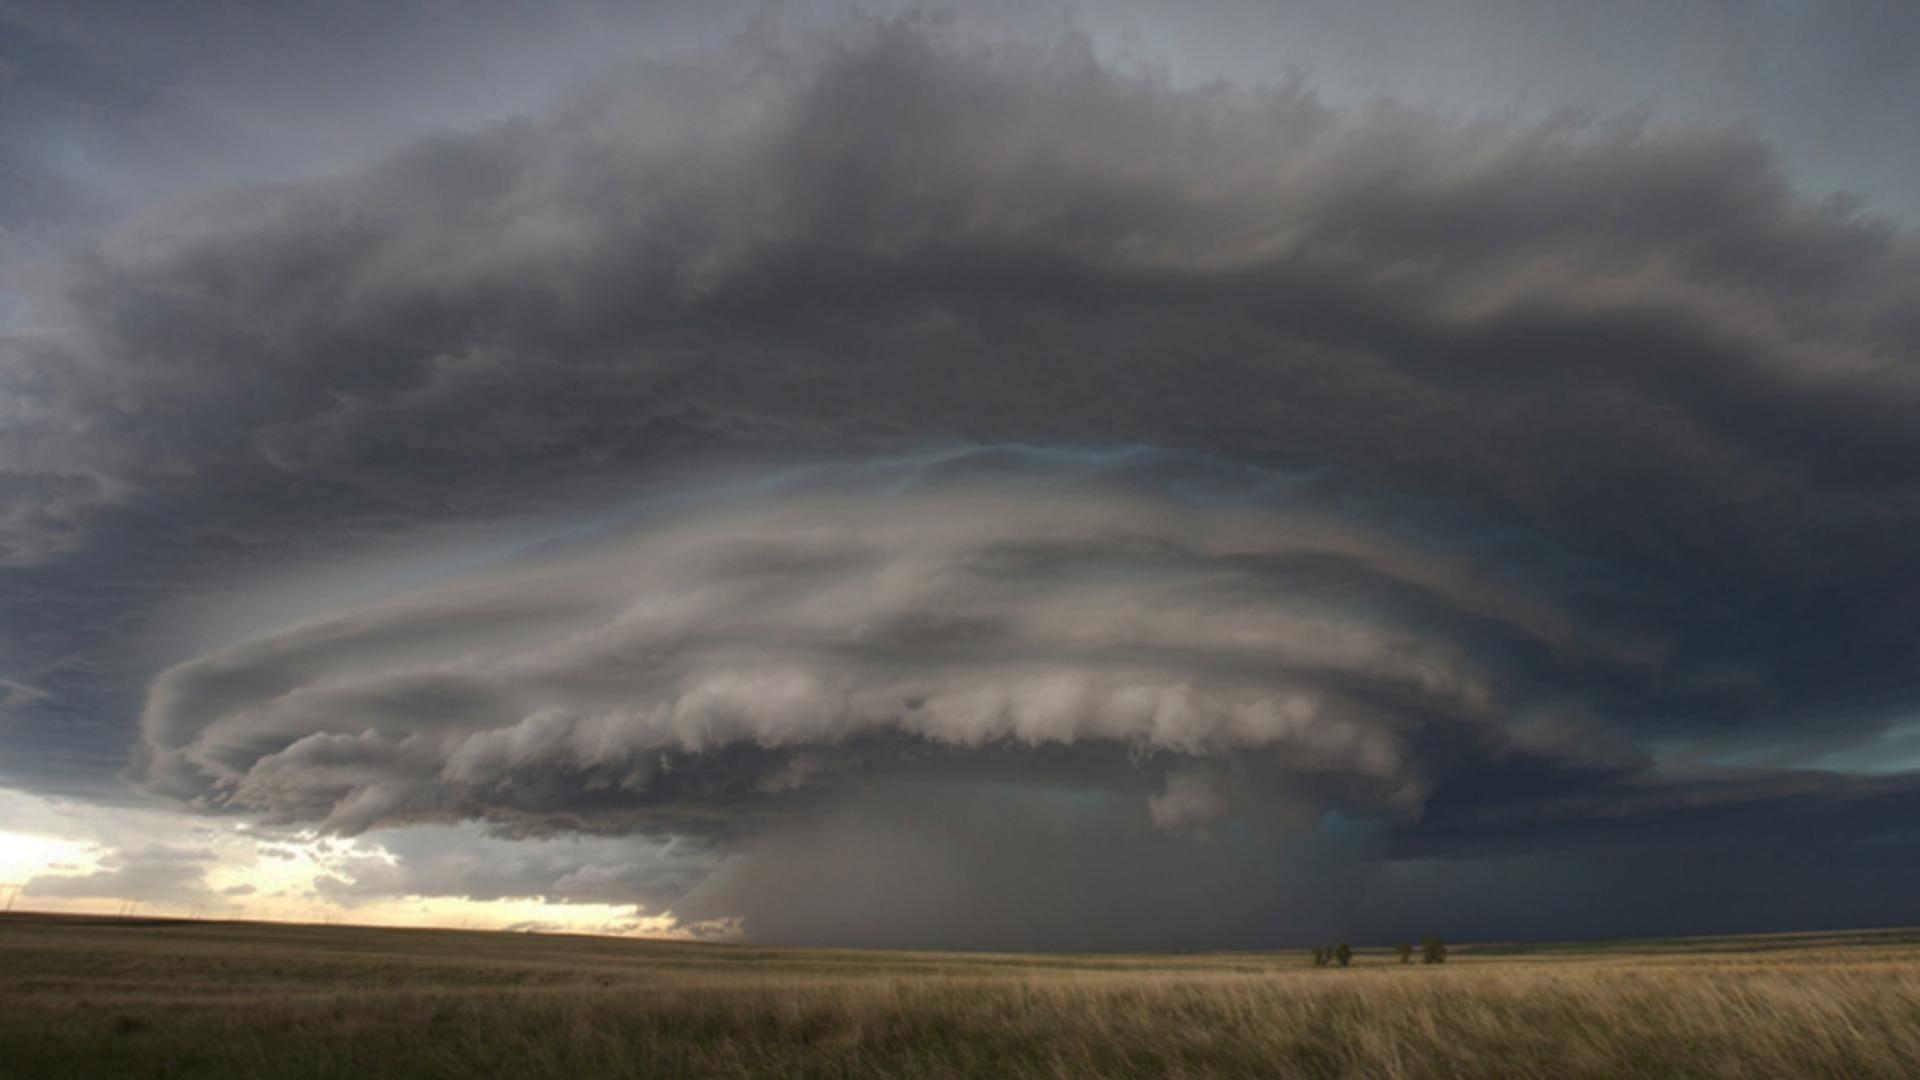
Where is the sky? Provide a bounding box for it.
[1,0,1919,949]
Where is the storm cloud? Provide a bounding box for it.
[140,456,1533,825]
[5,11,1920,946]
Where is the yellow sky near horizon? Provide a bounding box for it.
[0,793,728,940]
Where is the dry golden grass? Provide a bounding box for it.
[4,914,1919,1078]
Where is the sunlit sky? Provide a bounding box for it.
[0,788,713,936]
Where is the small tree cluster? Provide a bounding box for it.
[1310,939,1445,967]
[1310,943,1354,968]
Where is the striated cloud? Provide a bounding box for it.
[137,455,1588,833]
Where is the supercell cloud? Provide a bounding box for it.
[143,451,1546,831]
[5,9,1920,947]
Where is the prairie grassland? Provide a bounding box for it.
[3,914,1919,1079]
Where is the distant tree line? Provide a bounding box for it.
[1311,938,1446,967]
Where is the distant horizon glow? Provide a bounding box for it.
[0,786,719,938]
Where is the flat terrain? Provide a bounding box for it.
[3,914,1919,1078]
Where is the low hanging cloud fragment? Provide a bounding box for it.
[23,845,219,907]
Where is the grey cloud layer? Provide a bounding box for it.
[308,825,714,915]
[8,20,1916,563]
[22,845,219,906]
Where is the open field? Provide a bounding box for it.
[4,914,1919,1078]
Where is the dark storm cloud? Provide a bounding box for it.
[5,15,1920,945]
[308,825,712,911]
[10,23,1917,543]
[673,777,1372,951]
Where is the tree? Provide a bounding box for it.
[1421,936,1448,965]
[1310,946,1329,968]
[1334,942,1352,968]
[1395,942,1413,964]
